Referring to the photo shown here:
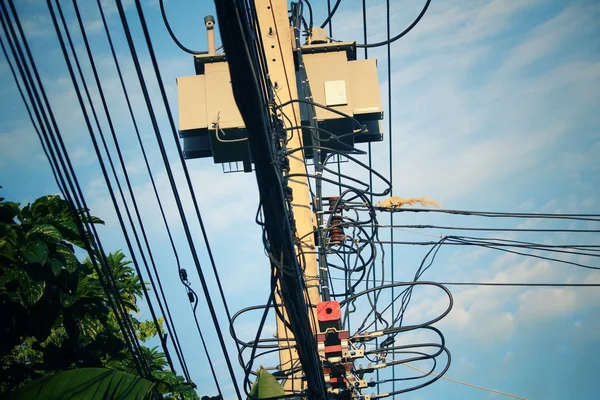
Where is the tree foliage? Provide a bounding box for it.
[8,368,156,400]
[0,194,197,398]
[249,368,285,399]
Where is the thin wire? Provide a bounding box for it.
[56,0,180,376]
[130,0,243,348]
[384,207,600,222]
[158,0,205,55]
[328,275,600,287]
[359,0,381,389]
[2,0,149,376]
[439,282,600,288]
[374,352,529,400]
[356,0,431,48]
[385,0,396,389]
[94,0,213,386]
[115,0,242,395]
[320,0,341,29]
[388,224,600,233]
[0,28,62,194]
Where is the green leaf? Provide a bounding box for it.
[19,274,46,306]
[46,257,64,276]
[59,291,76,307]
[77,207,105,225]
[59,219,78,233]
[8,367,156,400]
[0,238,16,261]
[56,221,92,250]
[4,268,47,305]
[56,244,78,273]
[23,239,49,265]
[249,368,285,399]
[83,215,105,225]
[29,195,63,219]
[27,224,62,242]
[0,201,20,223]
[0,222,18,244]
[135,317,165,342]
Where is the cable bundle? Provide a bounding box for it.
[1,0,246,398]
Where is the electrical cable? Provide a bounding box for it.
[372,239,600,251]
[400,359,528,399]
[319,0,341,29]
[215,0,327,396]
[181,277,224,398]
[384,0,396,389]
[300,0,313,31]
[130,0,244,358]
[275,98,367,133]
[361,0,382,382]
[53,0,182,378]
[1,0,150,377]
[356,0,432,48]
[115,0,242,395]
[382,207,600,222]
[0,26,63,197]
[158,0,206,55]
[327,276,600,288]
[94,0,219,389]
[379,347,451,398]
[389,224,600,233]
[449,236,599,271]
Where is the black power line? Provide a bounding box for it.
[439,282,600,288]
[357,0,431,48]
[1,0,151,377]
[159,0,206,55]
[114,0,242,396]
[387,224,600,233]
[328,277,600,288]
[50,0,182,377]
[384,207,600,222]
[214,0,328,397]
[93,0,221,391]
[320,0,341,29]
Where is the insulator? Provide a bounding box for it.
[281,156,290,173]
[328,196,343,211]
[284,185,293,202]
[187,291,195,303]
[179,268,188,281]
[329,216,345,245]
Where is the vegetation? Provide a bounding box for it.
[249,368,285,399]
[0,194,197,399]
[9,368,156,400]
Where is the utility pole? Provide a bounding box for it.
[179,1,383,397]
[255,0,321,393]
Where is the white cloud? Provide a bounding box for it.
[500,2,599,73]
[502,350,513,364]
[0,125,41,167]
[517,288,579,322]
[404,256,600,345]
[87,163,255,229]
[328,0,600,211]
[20,14,54,38]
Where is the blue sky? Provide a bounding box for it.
[1,0,599,399]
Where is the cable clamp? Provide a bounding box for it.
[350,331,384,342]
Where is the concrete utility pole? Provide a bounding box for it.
[255,0,321,392]
[179,1,383,396]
